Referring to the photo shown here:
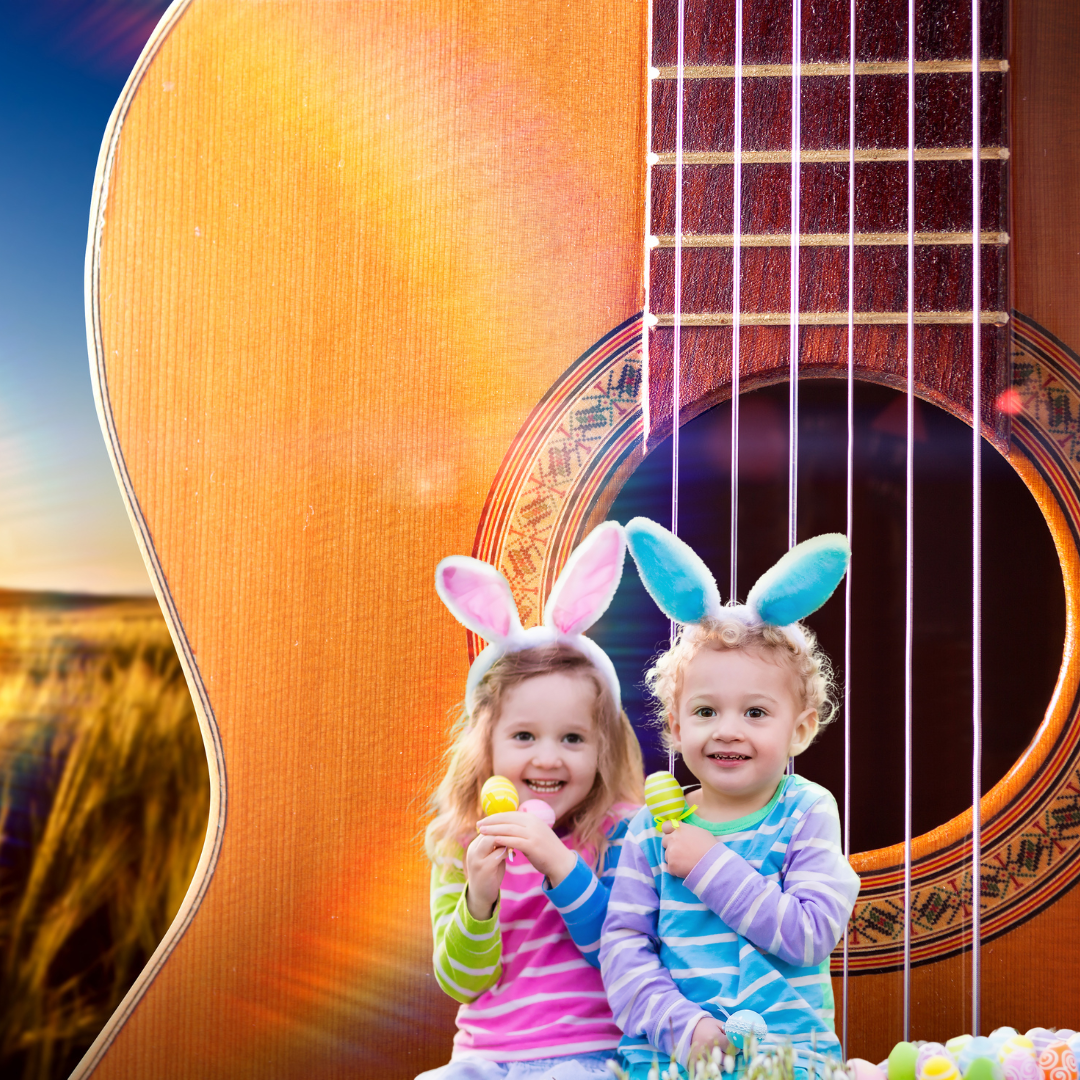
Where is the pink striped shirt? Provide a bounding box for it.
[429,816,631,1062]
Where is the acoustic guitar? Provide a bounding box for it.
[77,0,1080,1076]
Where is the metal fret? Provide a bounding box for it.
[651,147,1009,164]
[653,59,1009,79]
[651,310,1009,326]
[652,231,1009,247]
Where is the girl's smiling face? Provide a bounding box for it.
[671,646,818,821]
[489,671,600,826]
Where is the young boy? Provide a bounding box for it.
[600,524,860,1079]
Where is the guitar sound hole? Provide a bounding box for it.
[590,379,1065,854]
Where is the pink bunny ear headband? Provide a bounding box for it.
[435,521,627,715]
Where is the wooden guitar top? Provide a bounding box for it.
[82,2,646,1076]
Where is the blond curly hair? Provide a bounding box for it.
[644,616,836,749]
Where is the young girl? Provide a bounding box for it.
[600,518,860,1079]
[420,522,645,1080]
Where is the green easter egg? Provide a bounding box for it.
[890,1042,920,1080]
[963,1056,1003,1080]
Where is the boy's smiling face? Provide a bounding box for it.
[671,645,818,821]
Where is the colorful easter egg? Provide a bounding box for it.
[960,1038,999,1075]
[949,1038,975,1059]
[918,1044,954,1079]
[480,775,519,816]
[520,799,556,827]
[890,1042,921,1080]
[724,1009,767,1054]
[991,1032,1021,1055]
[965,1058,1005,1080]
[1028,1033,1057,1058]
[1038,1043,1078,1080]
[1000,1038,1037,1065]
[849,1059,888,1080]
[1002,1050,1040,1080]
[644,771,695,827]
[922,1056,961,1080]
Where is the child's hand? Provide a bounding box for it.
[689,1016,729,1064]
[661,820,718,878]
[477,811,577,887]
[464,833,508,920]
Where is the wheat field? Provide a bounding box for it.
[0,592,209,1080]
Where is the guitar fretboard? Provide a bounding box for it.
[646,0,1010,447]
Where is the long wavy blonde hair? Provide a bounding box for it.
[425,642,644,867]
[645,616,837,750]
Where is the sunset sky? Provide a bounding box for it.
[0,0,168,594]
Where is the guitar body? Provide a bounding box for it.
[80,0,1080,1076]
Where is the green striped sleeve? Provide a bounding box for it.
[430,856,502,1003]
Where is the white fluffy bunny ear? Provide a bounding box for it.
[625,517,723,624]
[544,521,627,636]
[435,556,523,643]
[745,533,850,626]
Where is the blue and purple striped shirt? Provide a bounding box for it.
[599,775,860,1073]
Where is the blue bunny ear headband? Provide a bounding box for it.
[624,517,850,644]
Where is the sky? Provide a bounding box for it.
[0,0,169,595]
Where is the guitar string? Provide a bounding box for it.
[730,0,745,604]
[841,0,856,1056]
[786,0,803,781]
[788,0,802,557]
[669,0,687,776]
[971,0,983,1037]
[642,3,655,451]
[903,0,917,1040]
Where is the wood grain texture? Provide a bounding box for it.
[1011,0,1080,349]
[650,0,1007,65]
[81,2,646,1076]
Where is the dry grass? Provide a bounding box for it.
[0,595,209,1080]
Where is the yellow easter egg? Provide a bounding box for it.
[481,775,520,816]
[644,771,688,824]
[920,1056,960,1080]
[1001,1039,1037,1065]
